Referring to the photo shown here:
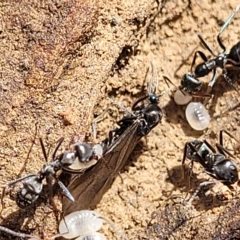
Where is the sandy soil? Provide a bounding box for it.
[0,0,240,239]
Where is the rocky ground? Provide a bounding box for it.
[0,0,240,239]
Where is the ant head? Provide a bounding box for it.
[181,73,202,93]
[17,193,34,208]
[214,159,238,185]
[148,93,159,104]
[17,182,41,208]
[74,142,94,162]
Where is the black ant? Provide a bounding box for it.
[1,137,103,208]
[182,130,239,205]
[181,4,240,95]
[62,62,163,214]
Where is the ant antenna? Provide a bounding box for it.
[92,108,109,142]
[107,97,136,117]
[218,4,240,52]
[17,122,38,178]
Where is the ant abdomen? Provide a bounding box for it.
[228,41,240,63]
[194,62,211,78]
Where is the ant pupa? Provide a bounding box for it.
[185,102,211,131]
[173,89,193,106]
[55,210,128,240]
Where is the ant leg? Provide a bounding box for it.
[220,129,240,152]
[17,122,38,178]
[108,97,135,117]
[190,50,209,74]
[51,137,64,161]
[162,75,179,93]
[162,75,177,89]
[0,174,37,213]
[197,35,216,56]
[191,93,212,102]
[51,213,70,239]
[0,225,39,239]
[219,129,239,147]
[98,214,129,240]
[182,142,196,185]
[216,143,235,159]
[182,142,189,179]
[203,139,217,153]
[1,174,37,188]
[92,108,109,142]
[186,180,215,206]
[214,101,240,119]
[40,137,64,163]
[222,68,239,93]
[57,180,74,202]
[39,138,48,162]
[206,68,217,95]
[225,58,240,67]
[218,4,240,52]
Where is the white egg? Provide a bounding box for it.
[174,90,192,105]
[185,102,211,131]
[59,210,103,239]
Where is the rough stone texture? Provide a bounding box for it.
[0,0,240,239]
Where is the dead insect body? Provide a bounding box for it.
[182,130,239,204]
[63,69,162,215]
[179,4,240,96]
[1,138,102,208]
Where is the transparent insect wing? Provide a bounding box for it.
[76,232,107,240]
[148,62,159,96]
[59,210,103,239]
